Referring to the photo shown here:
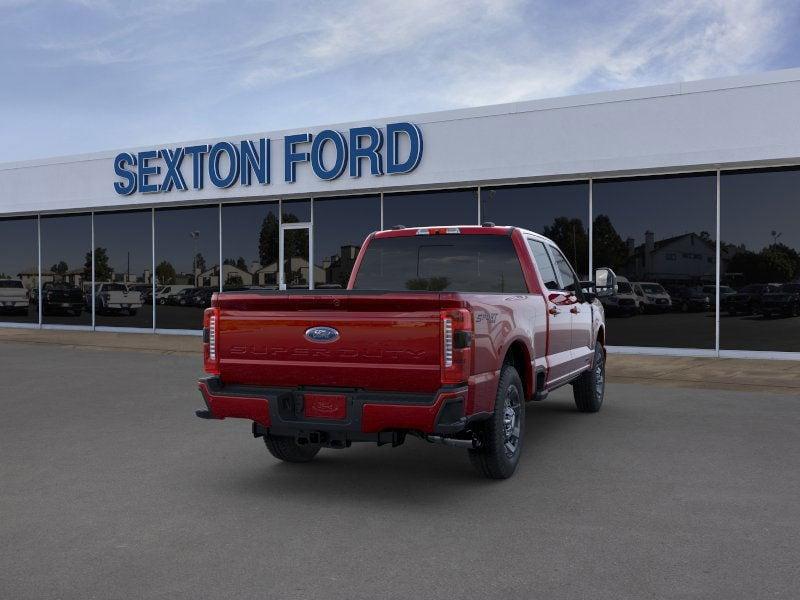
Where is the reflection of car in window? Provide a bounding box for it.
[726,283,780,316]
[0,279,30,315]
[633,282,672,313]
[41,282,84,316]
[91,282,143,316]
[170,287,198,306]
[701,285,735,304]
[600,276,640,316]
[758,283,800,318]
[666,286,710,313]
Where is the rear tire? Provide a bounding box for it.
[263,434,320,463]
[468,364,525,480]
[573,343,605,413]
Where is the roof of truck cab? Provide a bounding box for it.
[372,225,551,243]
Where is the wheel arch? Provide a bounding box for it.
[502,339,533,401]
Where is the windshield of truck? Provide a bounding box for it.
[640,284,665,294]
[353,235,528,293]
[0,280,23,288]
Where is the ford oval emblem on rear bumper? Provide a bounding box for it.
[305,326,340,343]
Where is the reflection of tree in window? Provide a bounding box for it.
[84,247,112,282]
[156,261,176,284]
[543,217,588,277]
[592,215,628,271]
[258,213,279,267]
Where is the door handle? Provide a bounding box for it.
[548,306,560,315]
[570,306,580,314]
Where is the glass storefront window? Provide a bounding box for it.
[154,205,219,330]
[221,202,279,290]
[592,174,717,349]
[0,217,39,324]
[383,189,478,229]
[721,168,800,352]
[313,195,380,288]
[282,199,311,223]
[93,210,153,329]
[481,182,589,278]
[40,214,92,326]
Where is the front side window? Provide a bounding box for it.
[527,239,559,290]
[354,234,527,293]
[550,247,579,292]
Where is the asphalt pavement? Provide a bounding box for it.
[1,342,798,599]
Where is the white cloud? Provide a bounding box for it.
[431,0,786,107]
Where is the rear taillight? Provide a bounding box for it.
[441,308,472,384]
[203,307,220,375]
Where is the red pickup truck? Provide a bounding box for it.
[197,225,615,479]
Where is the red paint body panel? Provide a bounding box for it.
[361,389,466,433]
[198,381,270,427]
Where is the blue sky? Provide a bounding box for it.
[1,0,799,162]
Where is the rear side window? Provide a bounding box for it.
[354,234,527,293]
[527,240,559,291]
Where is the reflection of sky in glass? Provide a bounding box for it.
[313,196,380,262]
[155,206,218,274]
[94,210,151,279]
[722,169,800,253]
[593,174,716,246]
[222,202,278,265]
[481,182,589,233]
[384,190,477,228]
[41,214,91,273]
[0,218,37,277]
[282,199,311,222]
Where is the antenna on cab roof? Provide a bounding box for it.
[390,224,406,230]
[482,221,496,227]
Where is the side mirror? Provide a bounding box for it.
[594,267,617,297]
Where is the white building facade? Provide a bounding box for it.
[1,69,800,358]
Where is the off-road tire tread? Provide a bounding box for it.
[468,364,524,480]
[573,344,605,413]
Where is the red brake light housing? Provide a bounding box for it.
[203,307,220,375]
[441,308,473,384]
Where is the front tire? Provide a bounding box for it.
[573,343,606,413]
[468,364,525,480]
[263,434,320,463]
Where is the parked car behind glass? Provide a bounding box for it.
[725,283,780,316]
[41,282,84,316]
[667,286,710,312]
[759,283,800,318]
[633,282,672,313]
[0,279,30,315]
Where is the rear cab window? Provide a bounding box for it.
[353,234,528,293]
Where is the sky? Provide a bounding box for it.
[1,0,799,163]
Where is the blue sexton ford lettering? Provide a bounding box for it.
[113,122,423,195]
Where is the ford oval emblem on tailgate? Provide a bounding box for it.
[304,326,340,343]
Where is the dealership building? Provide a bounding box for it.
[1,68,799,359]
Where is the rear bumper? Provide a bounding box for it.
[197,376,477,438]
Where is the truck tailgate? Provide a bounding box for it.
[215,293,448,393]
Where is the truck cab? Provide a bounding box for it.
[196,225,613,479]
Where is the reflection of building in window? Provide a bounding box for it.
[319,245,360,287]
[622,230,732,284]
